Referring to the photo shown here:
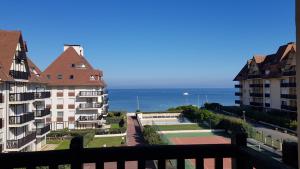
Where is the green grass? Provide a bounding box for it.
[55,140,71,150]
[87,137,123,148]
[110,123,120,129]
[46,139,63,144]
[156,124,204,131]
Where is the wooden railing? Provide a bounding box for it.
[0,134,293,169]
[9,70,29,80]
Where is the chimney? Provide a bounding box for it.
[64,44,84,56]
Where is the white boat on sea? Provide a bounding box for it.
[183,92,189,96]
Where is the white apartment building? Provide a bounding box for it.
[234,42,296,113]
[43,45,108,130]
[0,30,50,152]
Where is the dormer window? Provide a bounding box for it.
[71,64,75,67]
[47,75,51,79]
[57,74,63,79]
[70,75,74,79]
[90,75,95,81]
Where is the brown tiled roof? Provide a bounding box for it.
[234,42,296,81]
[0,30,21,81]
[42,47,106,87]
[27,57,47,84]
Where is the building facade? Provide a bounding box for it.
[234,42,296,113]
[43,45,108,130]
[0,30,50,152]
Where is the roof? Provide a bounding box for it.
[234,42,296,81]
[0,30,21,81]
[42,47,106,87]
[27,57,47,84]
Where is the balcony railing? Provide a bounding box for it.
[265,103,270,107]
[249,93,263,97]
[282,71,296,76]
[234,92,242,96]
[250,102,263,107]
[280,83,296,87]
[281,94,297,99]
[77,116,99,122]
[0,134,292,169]
[0,93,3,103]
[34,108,51,117]
[34,91,51,99]
[9,112,34,124]
[234,84,242,88]
[9,70,29,80]
[79,91,103,97]
[249,84,263,88]
[281,105,297,112]
[36,124,51,136]
[9,92,34,102]
[235,100,241,104]
[247,74,261,79]
[264,84,270,88]
[6,131,36,149]
[79,103,103,109]
[264,93,270,97]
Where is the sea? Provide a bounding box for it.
[108,88,235,112]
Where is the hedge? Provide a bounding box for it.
[142,125,163,145]
[204,103,297,130]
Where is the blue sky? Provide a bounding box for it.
[0,0,295,89]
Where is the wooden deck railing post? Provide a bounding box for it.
[70,136,84,169]
[231,132,250,169]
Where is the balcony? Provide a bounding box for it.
[78,91,103,97]
[265,103,270,107]
[247,74,261,79]
[264,84,270,88]
[77,116,100,123]
[0,134,292,169]
[0,118,2,129]
[9,112,34,125]
[9,70,29,80]
[282,71,296,76]
[281,105,297,112]
[280,83,296,87]
[249,84,263,88]
[235,100,241,104]
[34,91,51,99]
[6,131,36,149]
[234,92,242,96]
[36,124,51,136]
[264,93,270,97]
[234,84,242,88]
[9,92,34,102]
[78,103,103,110]
[34,108,51,118]
[281,94,297,99]
[249,93,263,97]
[250,102,263,107]
[0,93,3,103]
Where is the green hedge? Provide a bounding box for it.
[204,103,297,130]
[142,125,163,145]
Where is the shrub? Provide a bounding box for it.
[83,132,95,147]
[119,119,125,127]
[142,125,163,145]
[204,103,223,110]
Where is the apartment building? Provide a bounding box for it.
[0,30,51,152]
[234,42,296,112]
[43,45,108,130]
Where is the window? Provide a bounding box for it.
[47,75,51,80]
[90,75,95,80]
[57,111,64,118]
[71,64,75,67]
[69,75,74,79]
[57,74,63,79]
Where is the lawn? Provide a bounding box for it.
[110,123,120,129]
[55,140,71,150]
[87,137,124,148]
[155,124,204,131]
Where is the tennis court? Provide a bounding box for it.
[160,131,231,169]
